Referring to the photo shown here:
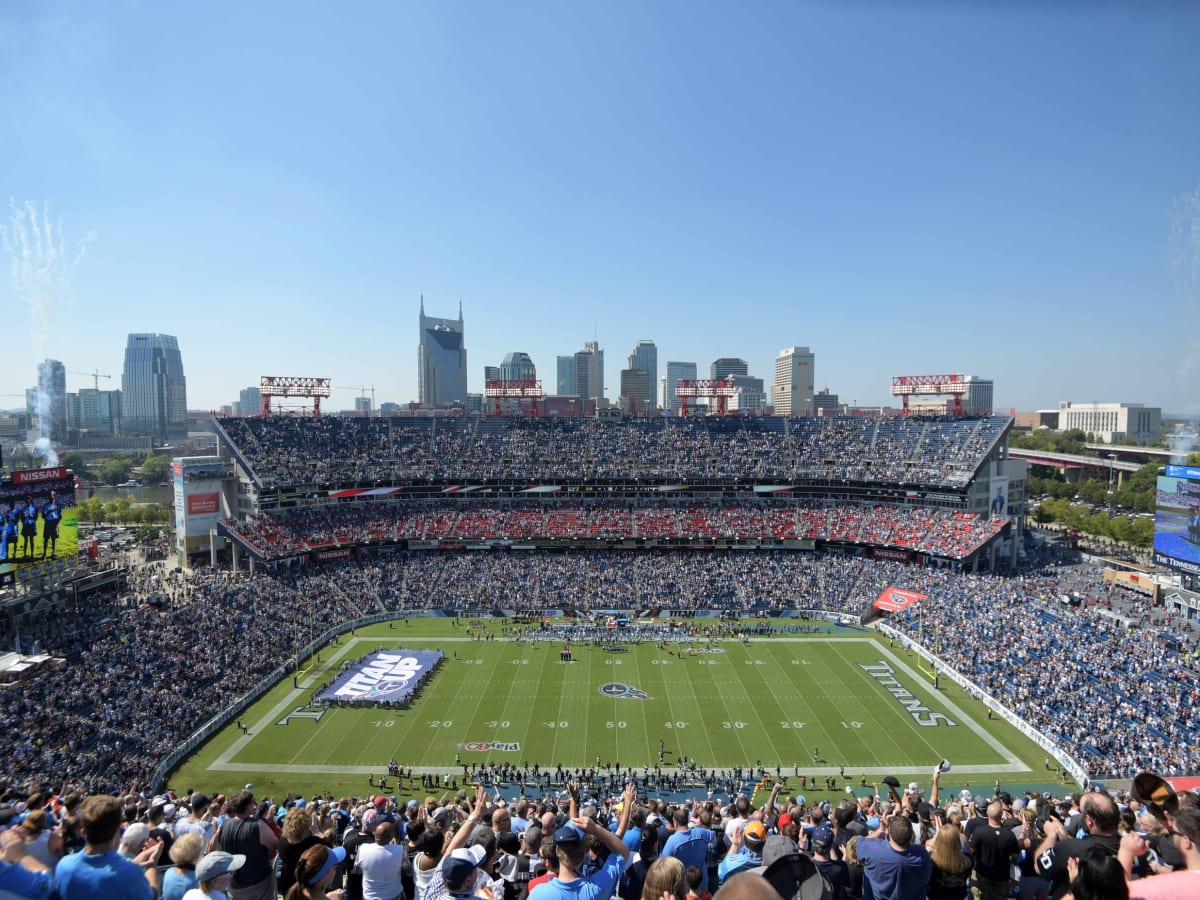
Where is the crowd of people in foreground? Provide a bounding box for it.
[2,771,1198,900]
[221,501,1007,563]
[217,414,1008,489]
[1,545,1197,795]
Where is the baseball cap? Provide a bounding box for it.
[196,851,246,882]
[442,845,488,886]
[810,825,833,851]
[744,820,767,844]
[907,783,921,793]
[756,835,828,900]
[374,796,388,809]
[553,823,585,846]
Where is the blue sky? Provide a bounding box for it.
[3,1,1200,414]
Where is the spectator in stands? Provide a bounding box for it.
[175,795,215,848]
[641,856,686,900]
[1063,852,1128,900]
[969,801,1019,900]
[55,794,162,900]
[809,826,848,900]
[717,822,765,885]
[855,816,930,900]
[528,817,629,900]
[0,827,53,899]
[164,831,205,900]
[1121,806,1200,897]
[356,821,408,900]
[924,825,969,900]
[663,808,714,892]
[183,850,245,900]
[1035,792,1122,898]
[279,807,328,898]
[412,829,445,900]
[17,809,60,868]
[215,790,278,900]
[285,843,347,900]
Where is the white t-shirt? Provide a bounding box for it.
[357,841,408,900]
[182,889,227,900]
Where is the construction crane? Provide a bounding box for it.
[70,369,112,391]
[334,383,375,414]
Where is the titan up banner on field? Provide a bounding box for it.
[315,650,444,703]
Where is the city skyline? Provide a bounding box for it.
[3,3,1200,414]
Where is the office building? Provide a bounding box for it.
[239,386,262,417]
[620,369,652,415]
[417,297,468,405]
[728,375,766,414]
[626,341,658,411]
[711,357,749,380]
[813,388,840,415]
[121,334,188,440]
[574,341,604,403]
[499,352,536,382]
[1058,401,1161,445]
[663,361,697,415]
[771,346,815,416]
[483,366,501,384]
[70,388,122,434]
[556,356,577,396]
[36,359,67,442]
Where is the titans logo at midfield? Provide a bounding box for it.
[599,682,649,700]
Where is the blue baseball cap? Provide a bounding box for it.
[553,823,585,845]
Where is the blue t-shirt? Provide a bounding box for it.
[55,849,155,900]
[0,859,53,899]
[718,849,763,885]
[855,838,931,900]
[621,826,642,855]
[528,850,626,900]
[162,867,198,900]
[662,828,715,890]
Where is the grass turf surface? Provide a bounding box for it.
[171,618,1058,803]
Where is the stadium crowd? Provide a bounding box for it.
[3,767,1199,900]
[220,501,1007,564]
[216,415,1009,489]
[2,544,1197,806]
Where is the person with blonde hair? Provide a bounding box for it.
[842,836,863,900]
[926,824,971,900]
[164,832,205,900]
[278,807,325,898]
[641,856,686,900]
[18,809,61,867]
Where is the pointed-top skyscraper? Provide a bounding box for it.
[418,296,468,405]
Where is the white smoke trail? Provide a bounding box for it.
[1,199,90,468]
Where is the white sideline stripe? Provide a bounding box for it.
[207,636,1030,777]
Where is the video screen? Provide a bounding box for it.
[1154,466,1200,574]
[0,467,77,585]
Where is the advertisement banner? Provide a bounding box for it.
[11,467,68,486]
[315,650,443,703]
[187,493,221,516]
[988,476,1009,519]
[873,548,911,562]
[873,587,927,613]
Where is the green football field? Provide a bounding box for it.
[170,618,1059,803]
[0,511,77,579]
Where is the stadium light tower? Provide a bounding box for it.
[260,376,332,417]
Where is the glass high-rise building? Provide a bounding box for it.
[626,340,657,411]
[664,361,697,414]
[121,334,188,439]
[556,356,577,395]
[499,352,536,382]
[418,298,468,405]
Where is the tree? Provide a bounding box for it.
[98,458,133,486]
[77,496,105,524]
[140,454,172,484]
[61,451,90,477]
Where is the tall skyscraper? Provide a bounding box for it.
[417,297,468,405]
[711,358,749,380]
[483,365,501,384]
[556,356,576,395]
[122,334,188,439]
[239,386,262,417]
[36,359,67,442]
[499,352,536,382]
[75,388,122,433]
[664,361,697,415]
[619,369,651,415]
[626,341,658,412]
[574,341,604,404]
[771,346,816,416]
